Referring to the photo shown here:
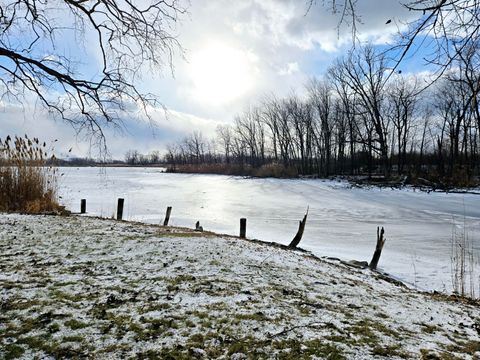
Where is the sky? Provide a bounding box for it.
[0,0,422,159]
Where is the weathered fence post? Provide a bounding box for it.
[80,199,86,214]
[369,227,386,270]
[117,198,124,220]
[240,218,247,238]
[163,206,172,226]
[289,207,309,248]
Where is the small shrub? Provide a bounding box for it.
[0,135,63,214]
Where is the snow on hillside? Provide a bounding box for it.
[1,214,479,359]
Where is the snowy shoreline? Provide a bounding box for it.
[1,213,479,359]
[57,167,480,294]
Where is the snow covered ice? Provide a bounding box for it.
[58,167,480,293]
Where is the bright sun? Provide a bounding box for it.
[189,43,254,105]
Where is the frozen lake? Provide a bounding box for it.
[58,167,480,294]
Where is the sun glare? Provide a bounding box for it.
[189,43,255,105]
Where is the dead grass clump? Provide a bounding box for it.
[0,135,63,214]
[253,163,298,178]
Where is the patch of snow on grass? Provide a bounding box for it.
[1,214,479,359]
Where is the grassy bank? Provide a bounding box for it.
[1,214,479,359]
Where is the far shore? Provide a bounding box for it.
[58,163,480,193]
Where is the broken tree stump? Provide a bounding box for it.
[288,208,309,248]
[163,206,172,226]
[369,227,386,270]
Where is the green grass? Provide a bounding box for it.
[372,344,411,358]
[445,340,480,355]
[4,344,25,360]
[272,338,346,360]
[64,319,89,330]
[62,335,86,343]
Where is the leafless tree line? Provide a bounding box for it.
[167,45,480,183]
[125,150,161,166]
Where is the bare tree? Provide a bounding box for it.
[315,0,480,79]
[394,1,480,76]
[149,150,161,164]
[0,0,186,148]
[216,124,233,164]
[330,45,390,174]
[328,65,359,174]
[308,79,334,176]
[263,97,294,168]
[125,149,139,165]
[165,143,181,167]
[386,76,420,173]
[184,131,206,164]
[285,96,309,173]
[234,108,266,167]
[307,0,358,40]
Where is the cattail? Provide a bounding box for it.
[0,134,60,213]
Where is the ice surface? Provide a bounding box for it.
[58,167,480,293]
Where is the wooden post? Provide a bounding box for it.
[163,206,172,226]
[369,227,386,270]
[289,207,309,248]
[117,198,124,220]
[240,218,247,238]
[80,199,86,214]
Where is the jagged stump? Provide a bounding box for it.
[369,227,385,270]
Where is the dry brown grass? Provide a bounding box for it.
[0,135,64,214]
[253,163,298,178]
[167,163,299,178]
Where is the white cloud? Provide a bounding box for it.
[220,0,416,52]
[278,62,300,75]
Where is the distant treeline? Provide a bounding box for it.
[164,45,480,186]
[59,45,480,186]
[53,151,166,167]
[54,157,164,167]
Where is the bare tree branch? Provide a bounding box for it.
[0,0,187,153]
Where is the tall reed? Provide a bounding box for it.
[450,214,476,298]
[0,135,62,213]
